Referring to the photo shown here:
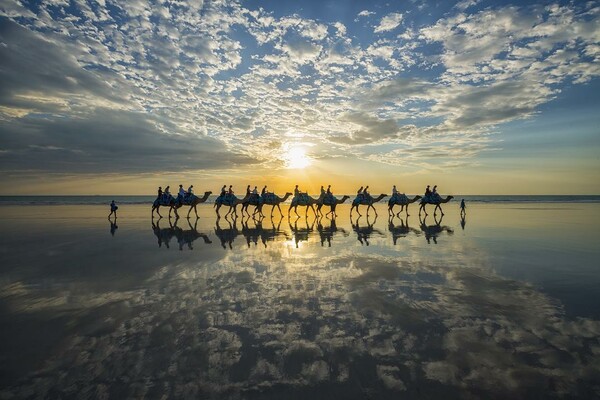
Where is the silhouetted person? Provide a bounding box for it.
[357,186,363,195]
[460,199,466,216]
[424,185,431,197]
[108,200,118,218]
[246,185,251,197]
[221,185,227,197]
[326,185,331,194]
[261,186,267,196]
[157,186,163,200]
[294,185,300,196]
[228,185,234,195]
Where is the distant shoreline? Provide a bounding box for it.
[1,195,599,206]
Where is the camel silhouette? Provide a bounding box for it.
[419,195,454,217]
[215,193,247,218]
[388,194,422,217]
[317,195,350,217]
[256,192,293,217]
[288,194,318,218]
[350,193,387,217]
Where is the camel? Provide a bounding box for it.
[256,192,293,217]
[152,195,177,218]
[288,194,318,218]
[419,195,454,217]
[214,193,247,218]
[350,193,387,217]
[241,194,261,216]
[171,191,212,219]
[388,194,422,217]
[316,195,350,217]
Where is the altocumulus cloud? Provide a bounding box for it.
[0,0,598,174]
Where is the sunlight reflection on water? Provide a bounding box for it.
[0,203,599,398]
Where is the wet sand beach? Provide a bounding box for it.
[1,202,599,399]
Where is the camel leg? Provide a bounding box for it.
[194,205,199,218]
[406,205,410,217]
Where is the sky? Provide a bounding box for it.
[0,0,599,195]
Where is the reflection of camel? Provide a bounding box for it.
[388,195,422,217]
[214,216,240,249]
[289,216,315,248]
[350,194,387,217]
[419,214,454,244]
[152,217,175,248]
[174,218,212,250]
[317,216,348,247]
[288,195,318,218]
[171,191,212,219]
[419,195,454,217]
[215,194,247,218]
[351,215,384,246]
[317,195,350,217]
[152,217,211,249]
[256,192,293,217]
[241,215,287,247]
[388,215,420,245]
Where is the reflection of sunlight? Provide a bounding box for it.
[284,145,311,169]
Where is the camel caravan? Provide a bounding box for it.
[151,182,454,218]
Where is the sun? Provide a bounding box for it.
[285,145,311,169]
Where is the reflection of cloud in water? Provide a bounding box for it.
[1,238,599,398]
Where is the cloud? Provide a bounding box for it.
[0,109,259,173]
[374,13,403,33]
[357,10,375,18]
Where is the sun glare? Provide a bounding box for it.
[285,146,311,169]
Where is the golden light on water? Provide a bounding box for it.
[284,145,311,169]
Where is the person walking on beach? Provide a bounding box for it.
[108,200,118,218]
[460,199,466,217]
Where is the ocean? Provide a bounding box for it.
[1,194,599,205]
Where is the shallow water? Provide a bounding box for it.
[0,203,599,399]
